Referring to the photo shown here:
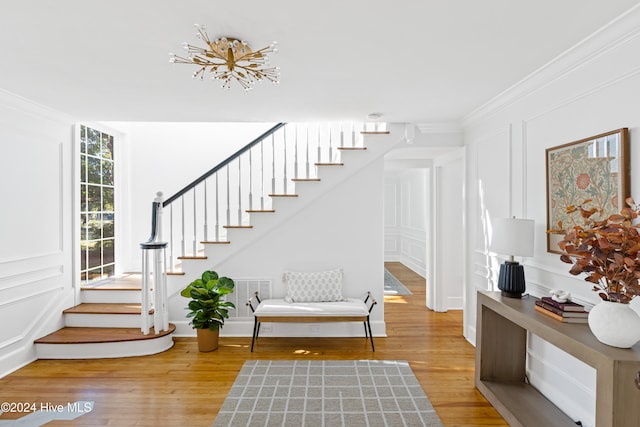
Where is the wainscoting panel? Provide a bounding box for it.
[526,333,596,426]
[0,90,75,377]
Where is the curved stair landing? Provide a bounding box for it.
[35,324,175,359]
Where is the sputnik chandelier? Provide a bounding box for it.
[169,25,279,90]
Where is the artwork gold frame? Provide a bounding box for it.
[546,128,629,253]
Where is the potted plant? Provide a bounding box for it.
[549,197,640,347]
[180,269,235,352]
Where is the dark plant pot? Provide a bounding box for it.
[196,328,219,352]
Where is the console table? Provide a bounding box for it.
[476,291,640,427]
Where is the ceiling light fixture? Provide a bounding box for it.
[170,24,279,90]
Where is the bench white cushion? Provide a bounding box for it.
[283,269,344,303]
[254,298,369,317]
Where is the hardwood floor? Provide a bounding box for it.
[0,263,506,426]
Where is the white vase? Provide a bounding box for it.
[588,300,640,348]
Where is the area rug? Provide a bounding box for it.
[213,360,443,426]
[384,268,413,295]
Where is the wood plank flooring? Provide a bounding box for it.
[0,262,506,426]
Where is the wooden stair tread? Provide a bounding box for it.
[246,209,276,212]
[177,255,208,259]
[315,162,344,166]
[81,285,141,291]
[223,225,253,229]
[361,131,390,134]
[201,240,231,244]
[292,178,320,182]
[167,271,185,276]
[269,194,298,197]
[63,303,148,315]
[337,147,368,150]
[35,324,176,344]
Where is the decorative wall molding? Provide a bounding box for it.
[463,4,640,126]
[0,284,64,309]
[0,265,63,292]
[0,251,63,269]
[57,141,65,252]
[521,120,529,217]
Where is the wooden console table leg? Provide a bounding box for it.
[477,305,527,383]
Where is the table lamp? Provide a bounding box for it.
[491,217,535,298]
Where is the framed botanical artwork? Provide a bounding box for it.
[546,128,629,253]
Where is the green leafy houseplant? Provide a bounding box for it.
[180,270,236,330]
[549,197,640,303]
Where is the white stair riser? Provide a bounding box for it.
[64,313,151,329]
[35,336,174,359]
[81,290,141,304]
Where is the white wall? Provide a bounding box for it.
[0,91,76,377]
[384,169,428,277]
[212,157,386,337]
[433,150,465,311]
[463,5,640,425]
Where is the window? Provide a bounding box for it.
[79,125,115,284]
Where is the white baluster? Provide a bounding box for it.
[203,180,208,241]
[283,127,288,194]
[317,125,321,164]
[141,248,150,335]
[328,124,333,163]
[180,197,185,257]
[305,126,310,178]
[153,247,162,331]
[192,187,197,255]
[159,247,169,331]
[215,173,220,241]
[340,123,344,148]
[294,124,299,179]
[260,140,265,210]
[352,122,356,147]
[237,159,242,225]
[169,204,174,271]
[249,148,253,211]
[271,134,276,195]
[226,167,231,226]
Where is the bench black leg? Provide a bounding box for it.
[366,317,375,351]
[251,318,260,352]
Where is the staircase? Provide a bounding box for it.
[35,122,402,358]
[35,274,175,359]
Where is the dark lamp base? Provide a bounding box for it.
[498,261,525,299]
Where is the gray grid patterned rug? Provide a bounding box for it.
[384,269,413,295]
[213,360,443,426]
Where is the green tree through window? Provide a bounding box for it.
[80,125,115,284]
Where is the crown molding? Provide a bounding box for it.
[463,3,640,127]
[0,88,76,124]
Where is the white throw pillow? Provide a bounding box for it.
[284,269,344,302]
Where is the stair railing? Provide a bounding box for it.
[148,122,380,277]
[139,192,169,334]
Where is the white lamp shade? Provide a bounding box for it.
[491,218,535,257]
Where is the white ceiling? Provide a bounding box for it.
[1,1,638,125]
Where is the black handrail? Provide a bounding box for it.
[162,122,286,207]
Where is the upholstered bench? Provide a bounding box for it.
[246,269,377,351]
